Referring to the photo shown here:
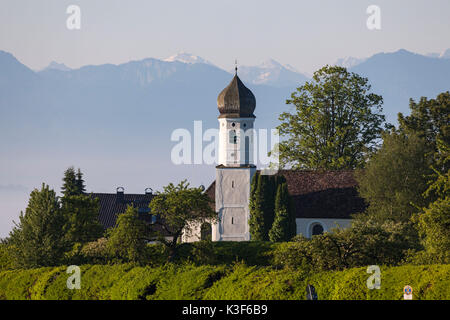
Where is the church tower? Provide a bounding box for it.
[212,70,257,241]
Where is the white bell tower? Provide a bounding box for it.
[212,68,257,241]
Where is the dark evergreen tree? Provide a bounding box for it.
[8,184,68,267]
[249,172,266,240]
[263,176,276,237]
[269,183,291,242]
[61,167,79,199]
[61,167,103,245]
[75,168,86,194]
[63,195,103,244]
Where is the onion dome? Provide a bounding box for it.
[217,74,256,118]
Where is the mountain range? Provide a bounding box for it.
[0,48,449,237]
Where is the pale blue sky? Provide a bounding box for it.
[1,0,449,73]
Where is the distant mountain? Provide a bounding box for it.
[350,49,450,122]
[1,49,450,238]
[425,48,450,59]
[236,58,309,87]
[440,49,450,59]
[334,56,367,69]
[42,61,71,72]
[163,52,214,65]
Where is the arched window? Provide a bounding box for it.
[200,222,212,241]
[311,223,324,236]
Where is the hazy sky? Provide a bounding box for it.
[1,0,449,73]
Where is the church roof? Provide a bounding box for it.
[205,170,366,219]
[217,74,256,118]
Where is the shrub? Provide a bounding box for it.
[0,264,449,300]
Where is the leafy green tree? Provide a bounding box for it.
[107,206,150,264]
[63,195,103,244]
[414,139,450,263]
[149,180,217,261]
[269,183,291,242]
[356,131,433,222]
[8,184,67,267]
[274,218,416,271]
[275,66,387,170]
[398,92,450,151]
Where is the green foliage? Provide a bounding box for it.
[269,183,293,242]
[61,167,84,199]
[249,173,291,241]
[62,195,103,245]
[107,206,150,264]
[249,173,267,240]
[356,131,433,222]
[415,196,450,264]
[176,241,277,266]
[153,264,227,300]
[61,167,103,247]
[398,92,450,155]
[149,180,217,260]
[275,65,387,170]
[0,264,449,300]
[8,184,68,268]
[273,218,417,271]
[79,238,111,264]
[0,244,14,271]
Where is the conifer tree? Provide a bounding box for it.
[61,167,79,199]
[269,183,291,242]
[263,176,276,237]
[76,168,86,194]
[249,172,266,240]
[61,167,103,245]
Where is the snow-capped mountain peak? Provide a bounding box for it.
[163,52,213,65]
[333,56,367,69]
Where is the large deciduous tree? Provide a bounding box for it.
[107,206,150,264]
[149,180,216,261]
[356,131,433,223]
[275,66,388,170]
[8,184,68,267]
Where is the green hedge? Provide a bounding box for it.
[0,264,448,300]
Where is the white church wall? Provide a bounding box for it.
[213,167,256,241]
[295,218,352,238]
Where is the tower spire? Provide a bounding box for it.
[235,59,238,75]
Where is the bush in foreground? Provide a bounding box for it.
[0,264,448,300]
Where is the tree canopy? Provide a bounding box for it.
[149,180,216,260]
[8,184,68,267]
[275,66,388,170]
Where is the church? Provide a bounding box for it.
[93,72,366,241]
